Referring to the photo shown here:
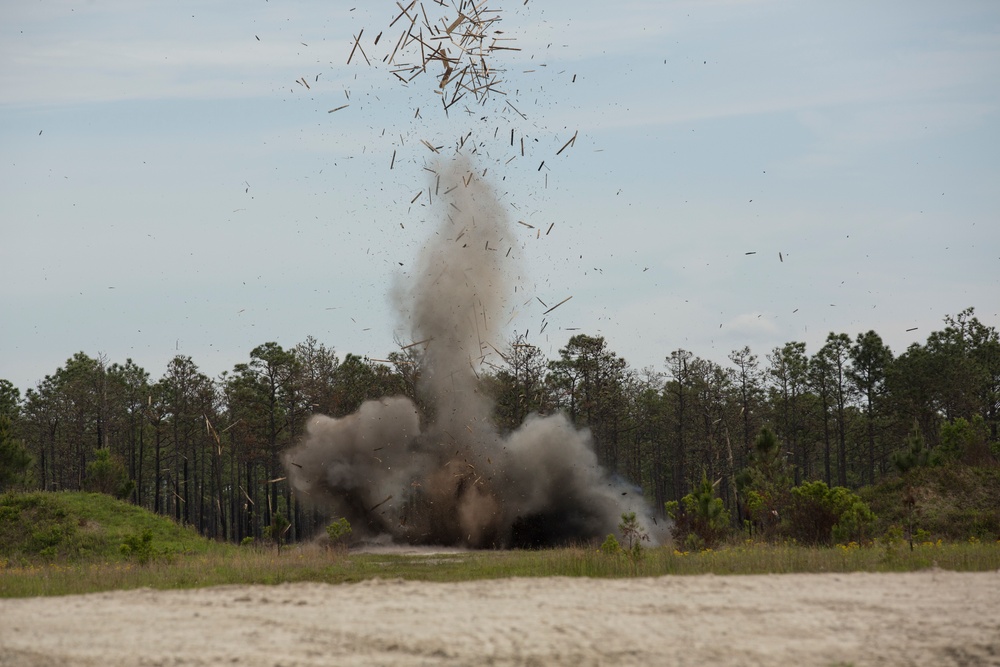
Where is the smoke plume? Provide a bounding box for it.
[283,157,651,548]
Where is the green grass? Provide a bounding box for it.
[0,491,229,565]
[2,490,998,599]
[859,463,1000,540]
[3,539,999,598]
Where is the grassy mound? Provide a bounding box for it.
[0,491,228,565]
[860,463,1000,541]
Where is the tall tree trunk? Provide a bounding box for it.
[822,400,832,486]
[836,398,847,487]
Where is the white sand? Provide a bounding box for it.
[2,571,999,666]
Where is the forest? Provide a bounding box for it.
[1,306,997,546]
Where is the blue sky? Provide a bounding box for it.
[2,0,998,391]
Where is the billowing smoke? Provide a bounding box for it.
[283,157,653,548]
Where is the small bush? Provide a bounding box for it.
[784,481,875,546]
[599,534,621,556]
[269,513,290,551]
[617,512,649,572]
[85,449,135,500]
[120,529,155,565]
[325,517,352,548]
[665,472,730,548]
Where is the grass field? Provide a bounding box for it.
[2,491,999,598]
[3,538,999,598]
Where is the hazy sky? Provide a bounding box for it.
[2,0,998,392]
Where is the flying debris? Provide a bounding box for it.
[542,295,572,315]
[283,160,652,549]
[354,1,517,106]
[556,131,578,155]
[279,2,657,550]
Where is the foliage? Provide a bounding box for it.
[618,512,647,550]
[3,307,999,550]
[599,533,621,556]
[0,415,32,492]
[736,427,792,539]
[766,341,809,484]
[325,517,352,547]
[120,529,155,565]
[486,334,552,433]
[263,512,290,551]
[0,379,20,421]
[665,471,730,549]
[4,542,1000,599]
[0,492,86,560]
[0,491,224,565]
[848,330,894,486]
[892,421,941,473]
[784,481,875,546]
[85,449,134,500]
[548,334,630,470]
[860,463,1000,541]
[616,512,649,571]
[939,416,994,466]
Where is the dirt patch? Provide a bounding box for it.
[2,571,998,666]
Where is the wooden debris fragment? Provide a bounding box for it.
[506,100,527,119]
[543,295,572,314]
[556,130,578,155]
[371,0,517,105]
[400,338,433,350]
[347,29,364,64]
[390,1,417,28]
[367,495,393,512]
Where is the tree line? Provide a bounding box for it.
[1,307,997,545]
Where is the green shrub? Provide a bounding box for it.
[268,512,290,551]
[120,529,155,565]
[666,471,730,548]
[736,428,793,539]
[325,517,352,547]
[861,464,1000,541]
[85,449,135,500]
[939,416,994,466]
[0,416,32,492]
[617,512,648,572]
[1,491,222,564]
[784,481,875,546]
[892,421,941,473]
[599,533,621,556]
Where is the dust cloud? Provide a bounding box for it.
[283,157,650,548]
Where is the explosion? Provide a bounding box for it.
[283,157,651,548]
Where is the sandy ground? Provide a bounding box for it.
[2,571,999,667]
